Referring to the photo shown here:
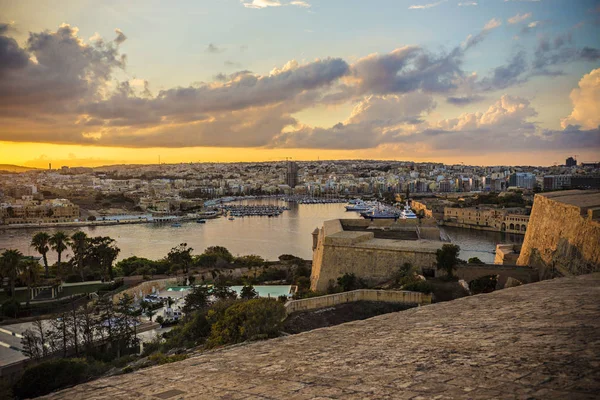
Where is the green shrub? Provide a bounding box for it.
[12,358,107,399]
[1,299,20,318]
[402,280,433,294]
[207,298,285,348]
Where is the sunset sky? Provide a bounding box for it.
[0,0,599,167]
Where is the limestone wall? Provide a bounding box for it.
[115,277,177,303]
[311,223,439,292]
[517,191,600,278]
[285,289,431,313]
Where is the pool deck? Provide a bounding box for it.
[42,274,600,399]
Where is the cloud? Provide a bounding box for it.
[458,2,478,6]
[446,95,485,105]
[0,23,125,114]
[483,18,502,31]
[1,21,597,157]
[533,34,600,72]
[408,0,446,10]
[508,12,531,24]
[350,46,463,94]
[83,57,349,126]
[114,28,127,44]
[242,0,281,9]
[561,68,600,129]
[224,60,242,68]
[479,51,527,90]
[290,1,311,7]
[206,43,224,53]
[519,20,544,35]
[269,94,599,153]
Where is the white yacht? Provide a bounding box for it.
[401,204,418,219]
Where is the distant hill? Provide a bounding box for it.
[0,164,38,173]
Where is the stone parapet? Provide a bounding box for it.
[285,289,431,314]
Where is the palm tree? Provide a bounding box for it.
[0,249,24,298]
[70,231,88,281]
[20,259,42,301]
[49,231,71,265]
[31,232,51,277]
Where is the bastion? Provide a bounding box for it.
[310,218,444,292]
[517,190,600,278]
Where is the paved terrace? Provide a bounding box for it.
[45,274,600,400]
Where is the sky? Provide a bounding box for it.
[0,0,599,168]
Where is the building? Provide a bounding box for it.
[285,161,298,188]
[566,157,577,167]
[443,207,529,234]
[571,176,600,190]
[543,175,571,191]
[0,199,80,225]
[508,172,536,190]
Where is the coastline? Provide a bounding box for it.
[0,214,221,231]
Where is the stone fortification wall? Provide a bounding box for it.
[311,220,440,292]
[517,190,600,278]
[285,289,431,313]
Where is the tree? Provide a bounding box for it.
[183,285,211,315]
[49,231,71,265]
[240,285,258,300]
[70,231,88,281]
[207,298,286,348]
[235,255,265,268]
[436,244,461,278]
[336,273,366,292]
[392,262,418,287]
[167,243,194,275]
[0,249,24,297]
[87,215,97,221]
[145,308,157,322]
[203,246,233,263]
[85,236,120,280]
[31,232,51,277]
[468,257,484,264]
[211,283,237,301]
[20,258,42,300]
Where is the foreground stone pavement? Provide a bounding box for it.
[44,274,600,400]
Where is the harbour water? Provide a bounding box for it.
[0,200,523,264]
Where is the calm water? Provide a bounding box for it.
[0,200,522,264]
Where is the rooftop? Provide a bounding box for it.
[44,274,600,399]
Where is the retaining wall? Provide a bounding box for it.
[285,289,431,314]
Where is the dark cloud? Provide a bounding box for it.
[350,46,463,95]
[479,51,527,90]
[446,95,485,105]
[0,23,125,115]
[84,57,349,126]
[0,23,12,34]
[533,35,600,70]
[224,60,242,68]
[114,28,127,44]
[0,34,29,74]
[206,43,224,53]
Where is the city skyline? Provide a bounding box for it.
[1,0,599,167]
